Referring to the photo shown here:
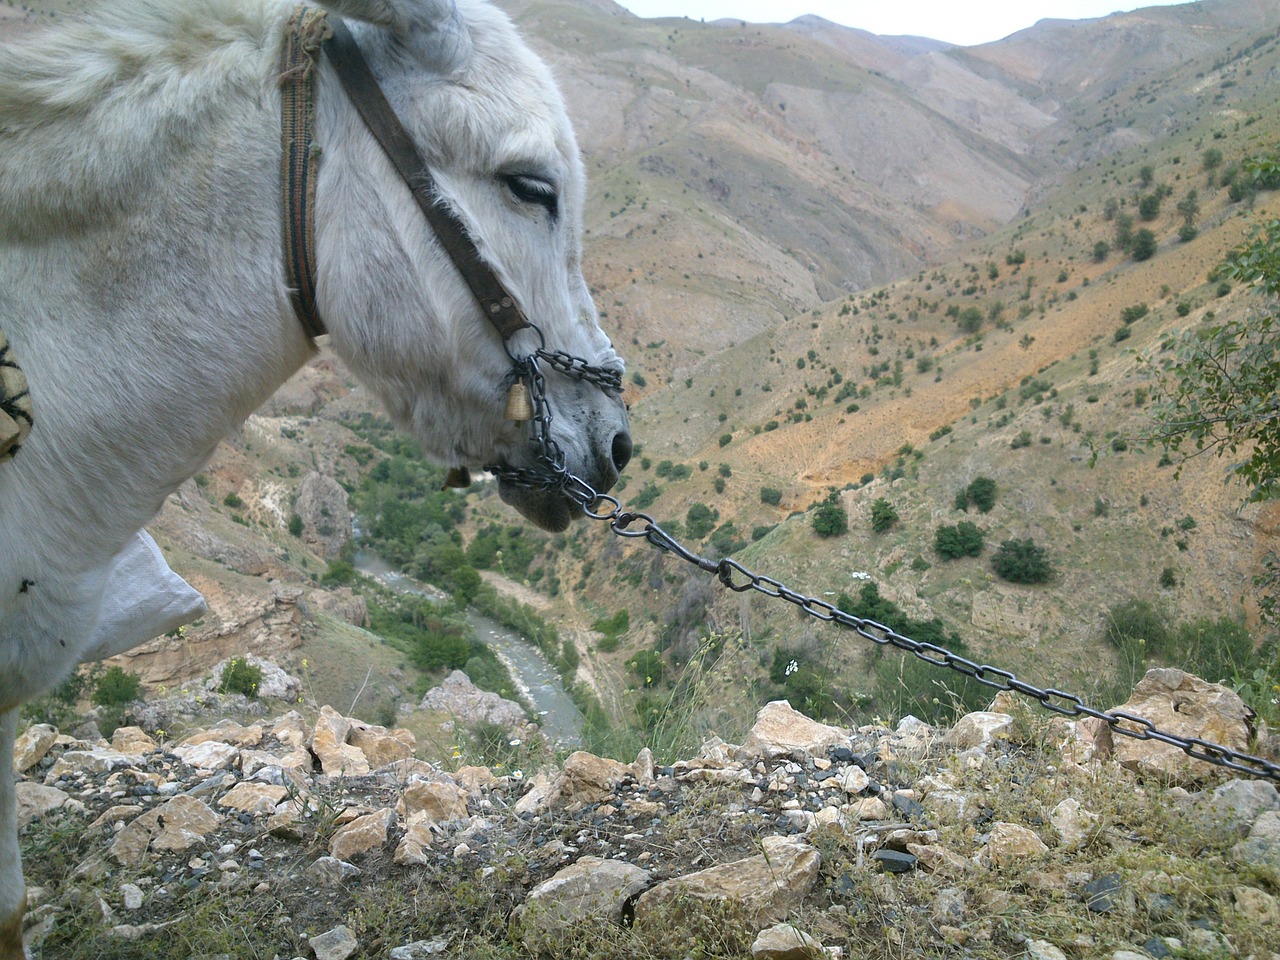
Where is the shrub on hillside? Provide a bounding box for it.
[218,657,263,699]
[92,666,141,706]
[956,476,997,513]
[992,538,1054,584]
[870,498,899,533]
[811,492,848,538]
[934,521,984,559]
[759,486,783,506]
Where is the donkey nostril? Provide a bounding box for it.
[611,431,633,473]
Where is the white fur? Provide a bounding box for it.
[0,0,626,951]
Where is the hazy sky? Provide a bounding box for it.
[617,1,1190,47]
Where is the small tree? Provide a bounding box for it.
[811,491,848,538]
[1131,228,1157,261]
[992,538,1054,584]
[869,498,899,533]
[759,486,783,506]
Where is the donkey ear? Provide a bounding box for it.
[313,0,470,69]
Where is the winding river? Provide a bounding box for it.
[353,550,584,746]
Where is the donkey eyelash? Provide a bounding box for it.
[503,174,558,214]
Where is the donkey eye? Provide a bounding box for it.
[503,174,558,214]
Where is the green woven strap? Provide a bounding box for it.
[0,329,33,464]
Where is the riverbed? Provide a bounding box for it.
[354,550,584,746]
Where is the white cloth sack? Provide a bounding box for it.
[80,529,208,663]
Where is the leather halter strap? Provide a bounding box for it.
[280,6,329,340]
[321,15,532,341]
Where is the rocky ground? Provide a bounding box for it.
[13,668,1280,960]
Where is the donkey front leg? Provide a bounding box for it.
[0,709,26,960]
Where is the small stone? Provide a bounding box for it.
[218,782,288,816]
[1232,885,1280,926]
[1232,810,1280,868]
[13,723,58,773]
[171,740,239,773]
[1025,940,1069,960]
[15,783,71,828]
[751,923,833,959]
[1082,873,1126,914]
[1050,798,1099,850]
[306,857,363,886]
[983,822,1048,867]
[309,924,359,960]
[944,711,1014,751]
[388,938,452,959]
[839,766,869,795]
[120,883,144,911]
[329,808,395,861]
[873,850,917,873]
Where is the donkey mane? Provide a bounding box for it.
[0,0,288,235]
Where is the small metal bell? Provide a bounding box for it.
[504,379,534,421]
[442,466,472,489]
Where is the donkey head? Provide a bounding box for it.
[313,0,630,531]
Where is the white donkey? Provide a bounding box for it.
[0,0,630,953]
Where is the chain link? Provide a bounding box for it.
[491,348,1280,784]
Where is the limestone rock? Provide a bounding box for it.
[752,923,834,959]
[559,751,631,807]
[982,822,1049,867]
[15,783,71,827]
[635,836,820,927]
[13,723,57,773]
[1211,779,1280,832]
[329,808,395,861]
[944,711,1014,751]
[109,796,220,866]
[388,938,452,958]
[44,748,137,783]
[1050,798,1099,850]
[398,780,468,825]
[418,670,526,730]
[394,821,436,865]
[218,782,288,816]
[172,740,240,773]
[310,704,370,776]
[109,727,157,757]
[515,856,651,952]
[738,701,849,760]
[295,471,353,560]
[307,857,363,886]
[312,588,369,628]
[309,924,359,960]
[349,720,415,768]
[1233,810,1280,868]
[1232,885,1280,926]
[181,719,263,748]
[1109,669,1252,785]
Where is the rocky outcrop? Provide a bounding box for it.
[418,670,527,730]
[1108,668,1254,785]
[106,587,304,687]
[294,471,352,560]
[13,674,1280,959]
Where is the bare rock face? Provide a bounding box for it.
[418,671,527,731]
[634,836,821,928]
[514,857,651,953]
[295,471,352,560]
[1109,669,1253,785]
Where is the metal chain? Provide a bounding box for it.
[493,348,1280,784]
